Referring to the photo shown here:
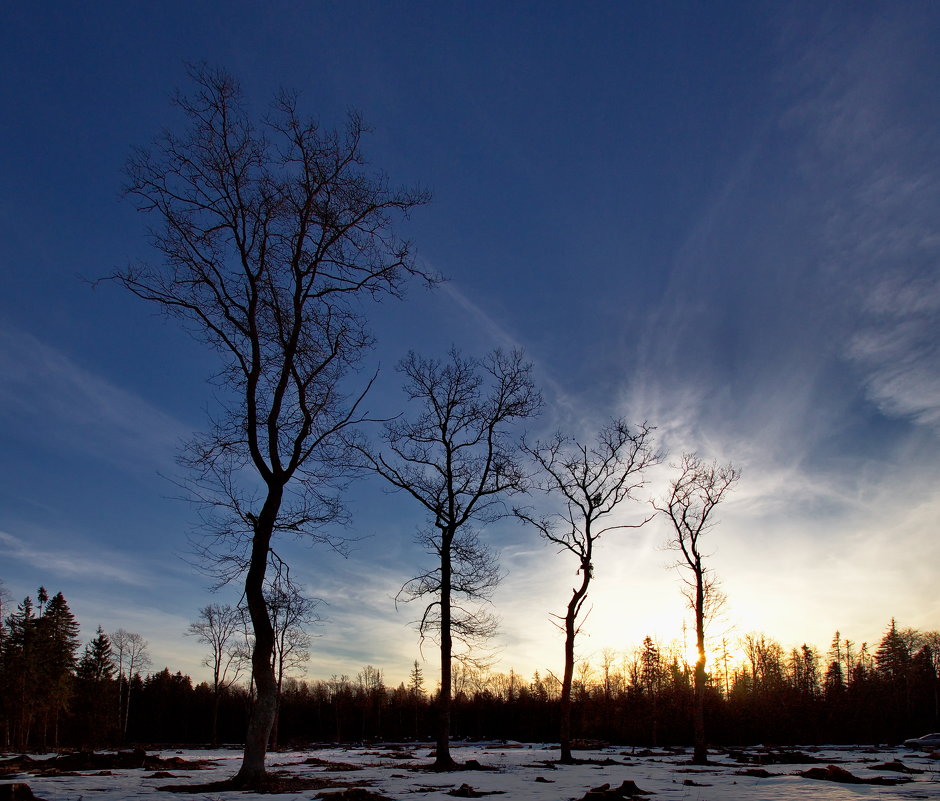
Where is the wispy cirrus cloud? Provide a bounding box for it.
[595,8,940,656]
[439,281,587,431]
[0,529,152,586]
[785,11,940,432]
[624,8,940,461]
[0,327,189,468]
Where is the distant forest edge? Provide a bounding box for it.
[1,584,937,751]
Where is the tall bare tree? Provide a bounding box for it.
[187,603,247,746]
[354,348,540,768]
[111,67,431,784]
[516,419,660,762]
[264,572,319,748]
[655,453,739,764]
[110,629,151,738]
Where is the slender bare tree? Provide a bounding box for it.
[109,66,431,784]
[187,603,248,746]
[110,629,151,738]
[655,453,739,764]
[354,348,540,768]
[516,419,660,762]
[263,569,319,748]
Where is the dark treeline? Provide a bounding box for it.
[1,586,937,750]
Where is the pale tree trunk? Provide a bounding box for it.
[123,679,132,737]
[270,672,283,750]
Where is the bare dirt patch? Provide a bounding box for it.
[0,749,215,777]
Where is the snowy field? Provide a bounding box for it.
[3,742,939,801]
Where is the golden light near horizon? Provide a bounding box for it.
[518,555,760,687]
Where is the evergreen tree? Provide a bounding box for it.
[78,627,116,682]
[76,627,117,745]
[35,592,80,747]
[639,636,664,745]
[2,595,38,748]
[823,659,844,698]
[408,659,426,738]
[409,660,425,700]
[875,619,915,681]
[0,581,8,747]
[0,589,80,748]
[874,619,921,739]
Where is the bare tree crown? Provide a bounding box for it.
[113,64,432,783]
[514,418,660,763]
[353,348,540,656]
[657,453,741,567]
[112,65,432,569]
[365,349,542,532]
[518,419,662,568]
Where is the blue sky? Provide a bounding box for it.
[1,2,938,685]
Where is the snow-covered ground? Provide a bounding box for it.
[5,742,939,801]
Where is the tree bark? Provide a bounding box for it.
[234,490,281,785]
[559,562,590,764]
[692,564,707,764]
[211,690,221,747]
[559,618,575,763]
[434,536,456,769]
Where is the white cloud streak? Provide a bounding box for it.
[0,327,188,468]
[0,529,152,586]
[439,282,584,428]
[787,15,940,431]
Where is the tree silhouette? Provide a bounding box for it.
[354,348,540,768]
[36,592,80,747]
[2,595,39,749]
[110,66,431,785]
[110,629,151,739]
[76,627,117,746]
[516,418,659,762]
[188,603,247,745]
[656,453,739,764]
[264,576,319,747]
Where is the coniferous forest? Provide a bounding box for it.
[2,585,937,752]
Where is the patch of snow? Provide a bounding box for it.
[4,743,938,801]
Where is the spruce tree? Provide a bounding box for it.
[36,592,80,747]
[77,627,115,682]
[76,627,117,745]
[2,596,37,748]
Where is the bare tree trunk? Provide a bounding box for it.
[211,690,221,746]
[235,493,281,785]
[559,566,590,764]
[123,680,132,738]
[692,566,707,764]
[515,421,659,765]
[657,455,738,768]
[435,540,456,769]
[270,673,283,750]
[559,613,576,763]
